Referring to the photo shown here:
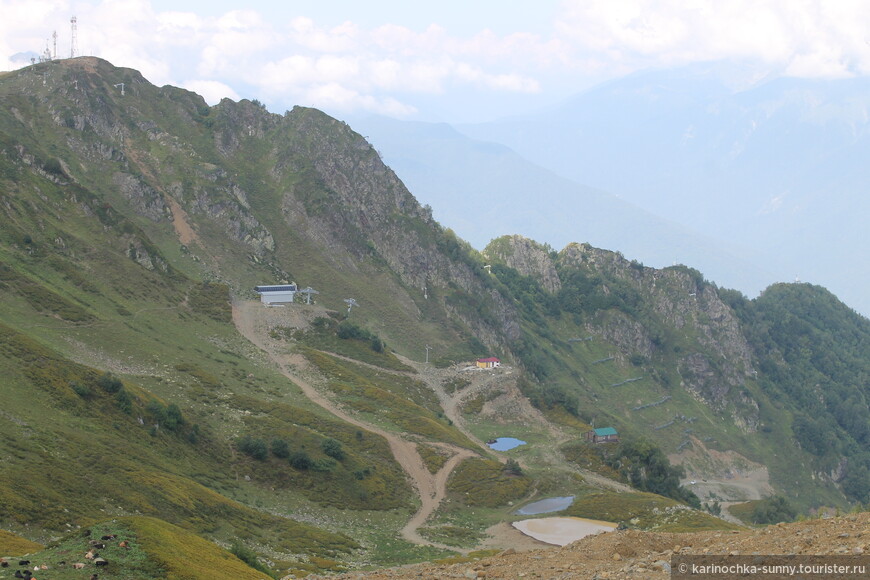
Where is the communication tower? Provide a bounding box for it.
[53,30,57,59]
[40,38,52,62]
[70,16,78,58]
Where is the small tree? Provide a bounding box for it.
[503,458,523,476]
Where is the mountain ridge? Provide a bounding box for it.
[0,56,867,577]
[456,61,870,317]
[346,113,784,298]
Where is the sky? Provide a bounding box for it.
[5,0,870,122]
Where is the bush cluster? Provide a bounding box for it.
[236,435,346,471]
[337,322,385,353]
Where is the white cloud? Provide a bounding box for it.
[7,1,870,119]
[367,59,403,89]
[299,82,417,116]
[554,0,870,79]
[181,79,240,104]
[289,17,359,53]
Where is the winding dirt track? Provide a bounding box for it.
[232,301,473,550]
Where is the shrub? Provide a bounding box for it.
[187,424,200,444]
[321,438,345,461]
[229,541,272,576]
[270,438,290,459]
[503,458,523,476]
[751,496,797,524]
[164,403,184,430]
[337,321,386,353]
[237,436,268,461]
[115,388,133,414]
[289,450,313,470]
[97,372,123,393]
[43,158,65,176]
[146,400,185,431]
[70,381,92,399]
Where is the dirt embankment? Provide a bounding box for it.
[310,511,870,579]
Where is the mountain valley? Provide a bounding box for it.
[0,57,867,578]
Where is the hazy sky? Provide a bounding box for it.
[5,0,870,121]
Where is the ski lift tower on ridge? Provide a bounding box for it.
[299,286,319,305]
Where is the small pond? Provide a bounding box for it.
[487,437,527,451]
[512,517,617,547]
[515,496,575,515]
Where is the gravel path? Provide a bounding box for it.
[232,300,474,551]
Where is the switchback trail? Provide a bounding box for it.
[232,301,474,551]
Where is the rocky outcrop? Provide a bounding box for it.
[113,172,170,222]
[558,242,759,427]
[485,235,562,293]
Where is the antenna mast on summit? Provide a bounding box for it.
[52,30,58,59]
[70,16,78,58]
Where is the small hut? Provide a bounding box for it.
[584,427,619,443]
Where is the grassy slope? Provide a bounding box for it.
[0,58,475,570]
[482,256,848,511]
[3,517,270,579]
[0,58,808,573]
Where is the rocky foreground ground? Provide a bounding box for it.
[307,512,868,579]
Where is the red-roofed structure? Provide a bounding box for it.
[476,357,500,369]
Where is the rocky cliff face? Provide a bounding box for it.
[563,243,756,418]
[2,57,519,354]
[206,99,524,348]
[485,235,562,293]
[489,236,761,430]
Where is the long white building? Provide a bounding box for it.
[254,284,297,305]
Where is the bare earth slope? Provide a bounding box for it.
[311,512,869,579]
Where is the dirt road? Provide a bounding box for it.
[232,301,473,550]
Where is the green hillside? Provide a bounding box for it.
[0,57,867,576]
[481,236,869,509]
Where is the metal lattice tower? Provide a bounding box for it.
[70,16,78,58]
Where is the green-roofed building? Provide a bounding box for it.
[584,427,619,443]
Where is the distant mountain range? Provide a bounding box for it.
[349,114,787,298]
[459,62,870,316]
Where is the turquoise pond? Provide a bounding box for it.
[487,437,527,451]
[515,496,575,515]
